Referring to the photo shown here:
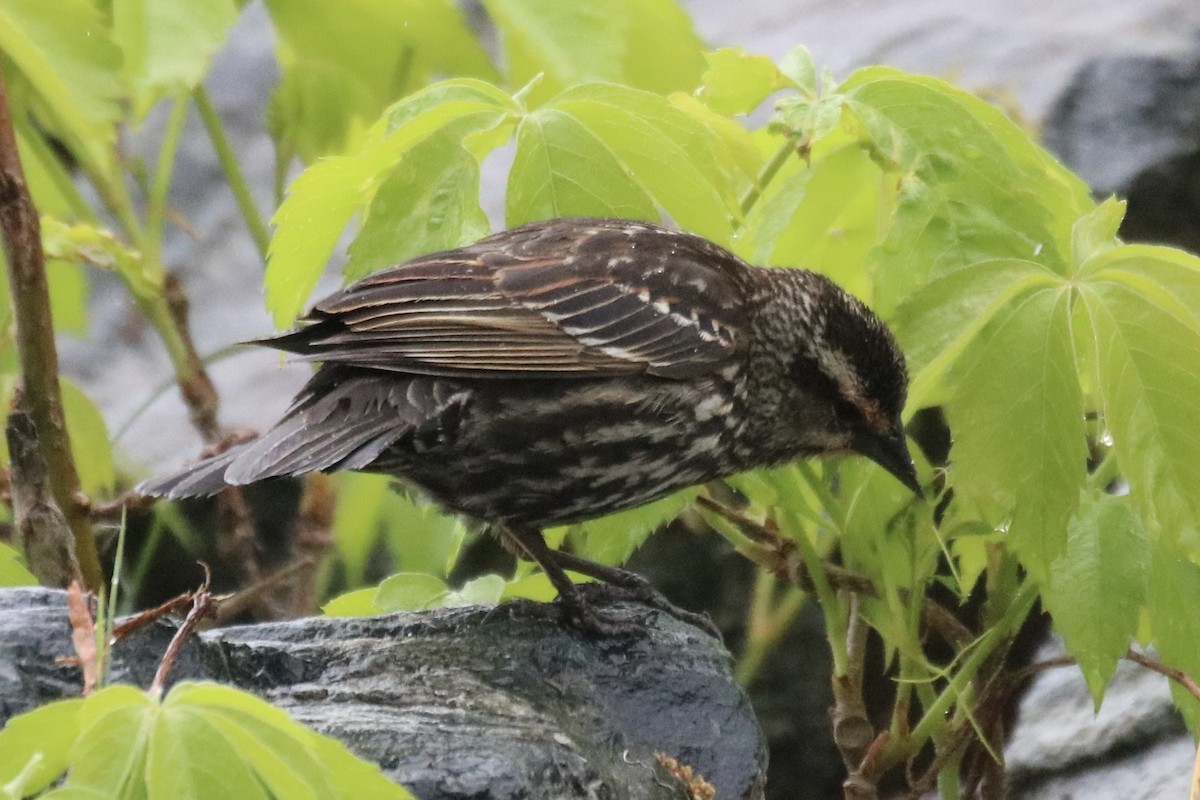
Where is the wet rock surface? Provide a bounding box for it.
[0,587,765,800]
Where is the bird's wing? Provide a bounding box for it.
[263,219,749,379]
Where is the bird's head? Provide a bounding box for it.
[754,269,921,496]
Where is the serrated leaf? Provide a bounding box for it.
[1044,493,1148,706]
[568,487,699,566]
[1148,546,1200,733]
[112,0,239,120]
[894,259,1060,408]
[0,0,122,174]
[538,83,744,241]
[507,108,659,225]
[751,143,882,299]
[697,47,786,116]
[0,540,37,587]
[265,0,496,161]
[1079,246,1200,548]
[1071,196,1126,268]
[0,697,82,794]
[267,80,516,326]
[345,122,495,280]
[481,0,704,107]
[945,284,1087,582]
[61,380,115,495]
[777,46,818,94]
[839,68,1093,314]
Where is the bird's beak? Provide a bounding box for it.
[853,427,923,498]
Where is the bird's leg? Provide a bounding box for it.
[499,526,720,639]
[549,549,721,640]
[500,525,636,636]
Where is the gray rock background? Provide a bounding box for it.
[49,2,1200,798]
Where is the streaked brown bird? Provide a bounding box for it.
[140,218,920,632]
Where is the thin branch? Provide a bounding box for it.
[697,495,974,650]
[1125,649,1200,703]
[836,594,879,800]
[6,405,80,586]
[288,473,337,616]
[149,567,217,697]
[0,64,102,589]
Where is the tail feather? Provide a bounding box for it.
[137,368,463,499]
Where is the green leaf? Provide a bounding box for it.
[344,122,495,281]
[0,0,122,174]
[1148,547,1200,733]
[777,46,818,95]
[944,283,1087,582]
[265,0,496,160]
[372,572,450,612]
[839,68,1094,314]
[481,0,704,106]
[46,258,89,335]
[267,80,516,326]
[751,143,883,299]
[1071,196,1126,268]
[518,82,748,241]
[41,217,156,298]
[697,47,787,116]
[567,487,699,566]
[322,588,378,617]
[894,259,1060,408]
[52,683,413,799]
[1044,493,1148,705]
[111,0,239,120]
[507,108,659,225]
[0,540,37,587]
[1078,246,1200,547]
[61,380,115,495]
[67,685,155,794]
[0,697,82,795]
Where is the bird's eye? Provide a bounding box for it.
[832,396,862,425]
[791,353,865,427]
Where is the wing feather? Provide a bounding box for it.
[260,218,749,380]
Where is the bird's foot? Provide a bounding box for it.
[559,578,723,641]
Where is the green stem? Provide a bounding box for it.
[144,94,190,274]
[883,580,1038,769]
[792,518,849,676]
[736,574,806,685]
[738,133,802,221]
[16,128,96,224]
[193,86,270,261]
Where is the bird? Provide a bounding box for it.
[140,217,920,633]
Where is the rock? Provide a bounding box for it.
[1043,42,1200,253]
[1004,638,1192,799]
[0,587,766,800]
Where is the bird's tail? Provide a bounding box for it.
[137,367,434,499]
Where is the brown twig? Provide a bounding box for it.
[697,495,974,650]
[0,64,102,590]
[87,489,158,521]
[288,472,337,616]
[149,566,217,697]
[213,555,315,625]
[837,594,879,800]
[6,405,81,586]
[159,273,265,603]
[1125,649,1200,702]
[65,580,99,695]
[110,588,198,640]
